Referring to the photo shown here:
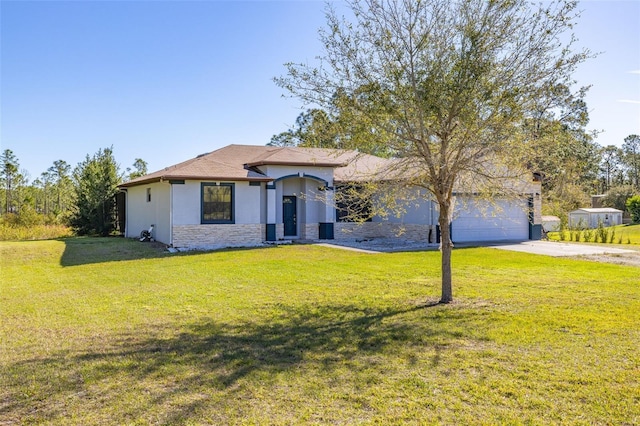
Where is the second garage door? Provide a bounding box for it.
[451,198,529,243]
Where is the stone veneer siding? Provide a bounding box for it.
[302,223,319,240]
[335,223,435,243]
[273,223,320,240]
[533,194,542,225]
[172,224,264,249]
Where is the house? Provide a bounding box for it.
[118,144,542,249]
[568,208,623,229]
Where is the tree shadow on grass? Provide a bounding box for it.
[60,237,171,266]
[1,302,490,424]
[59,237,281,267]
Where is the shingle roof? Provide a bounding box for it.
[333,152,396,182]
[119,144,381,188]
[244,146,351,167]
[119,146,266,187]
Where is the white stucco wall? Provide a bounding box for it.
[125,182,171,244]
[167,171,332,245]
[370,189,437,225]
[124,167,542,247]
[302,180,325,223]
[236,182,262,224]
[172,180,262,225]
[164,180,264,248]
[261,165,334,185]
[171,181,200,225]
[263,165,335,238]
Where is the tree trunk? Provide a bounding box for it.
[438,202,454,304]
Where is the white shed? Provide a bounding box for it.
[541,215,561,232]
[568,208,623,229]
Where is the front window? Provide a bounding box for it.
[201,183,234,223]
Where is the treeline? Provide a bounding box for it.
[0,147,147,238]
[2,129,639,239]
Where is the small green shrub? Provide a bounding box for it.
[596,222,608,243]
[558,230,566,241]
[583,228,593,242]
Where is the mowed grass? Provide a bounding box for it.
[1,238,639,425]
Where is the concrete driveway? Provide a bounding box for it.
[490,240,637,257]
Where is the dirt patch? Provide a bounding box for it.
[572,251,640,267]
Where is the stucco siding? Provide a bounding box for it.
[125,182,170,244]
[273,176,328,238]
[261,165,334,185]
[172,181,201,225]
[370,189,437,225]
[172,180,262,225]
[302,180,325,224]
[123,156,542,247]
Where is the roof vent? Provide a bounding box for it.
[196,152,209,158]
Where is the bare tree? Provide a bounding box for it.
[276,0,591,303]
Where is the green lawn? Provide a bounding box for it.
[1,238,639,424]
[610,223,640,244]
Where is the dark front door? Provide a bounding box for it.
[283,195,297,236]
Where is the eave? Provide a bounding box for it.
[118,175,273,188]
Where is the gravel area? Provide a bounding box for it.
[315,238,437,253]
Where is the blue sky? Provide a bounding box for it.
[1,0,639,179]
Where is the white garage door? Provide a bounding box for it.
[451,198,529,243]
